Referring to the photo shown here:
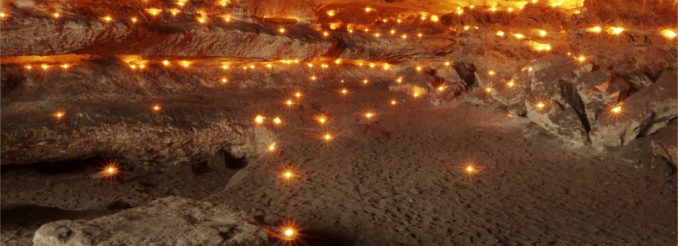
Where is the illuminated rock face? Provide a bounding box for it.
[0,0,676,167]
[33,197,270,246]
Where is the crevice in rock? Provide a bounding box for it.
[453,62,477,87]
[558,79,592,140]
[0,156,107,175]
[1,204,114,231]
[206,149,248,172]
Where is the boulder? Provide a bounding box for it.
[589,70,677,148]
[524,55,594,145]
[33,197,271,246]
[650,121,677,166]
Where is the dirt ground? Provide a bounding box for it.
[2,81,676,245]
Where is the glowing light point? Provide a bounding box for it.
[661,29,677,40]
[162,60,170,66]
[315,114,328,125]
[323,133,334,142]
[364,111,375,120]
[254,115,265,125]
[282,226,298,240]
[610,104,623,114]
[151,104,162,112]
[273,117,282,125]
[340,88,348,95]
[536,102,546,110]
[53,110,66,120]
[267,142,277,152]
[278,27,286,34]
[575,55,587,63]
[390,99,398,106]
[102,16,113,22]
[101,162,120,178]
[364,6,373,13]
[607,26,624,35]
[496,30,505,37]
[465,165,476,174]
[280,168,296,181]
[587,26,603,34]
[52,12,61,19]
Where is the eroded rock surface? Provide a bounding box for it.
[33,196,271,246]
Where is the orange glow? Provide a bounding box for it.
[162,60,170,66]
[535,101,546,110]
[530,42,552,52]
[484,87,493,93]
[146,8,162,16]
[610,104,623,114]
[151,104,162,112]
[220,77,228,84]
[315,114,329,125]
[586,26,602,34]
[52,110,66,120]
[169,8,181,16]
[340,88,348,95]
[60,64,71,70]
[179,60,191,68]
[390,99,398,106]
[362,79,369,85]
[536,29,548,37]
[364,111,375,120]
[254,115,265,125]
[327,9,336,17]
[487,70,495,76]
[496,30,505,37]
[364,6,373,13]
[272,117,282,125]
[607,26,624,35]
[294,91,302,99]
[284,99,295,107]
[0,12,7,19]
[40,64,50,70]
[278,27,286,34]
[322,133,334,142]
[130,17,138,23]
[465,165,475,174]
[102,162,120,178]
[661,29,677,40]
[281,226,298,241]
[102,16,113,22]
[280,168,296,181]
[52,12,61,19]
[267,142,277,152]
[506,79,515,88]
[575,55,587,63]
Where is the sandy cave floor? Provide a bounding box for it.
[1,81,676,245]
